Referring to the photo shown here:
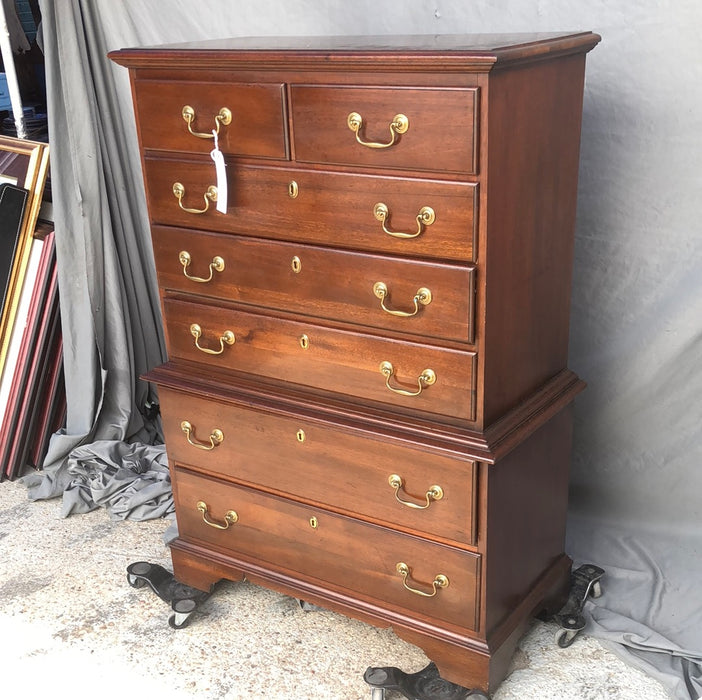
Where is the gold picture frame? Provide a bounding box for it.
[0,135,50,374]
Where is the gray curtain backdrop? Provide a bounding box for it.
[25,1,702,698]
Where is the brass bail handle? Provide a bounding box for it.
[180,420,224,451]
[182,105,232,139]
[347,111,409,149]
[173,182,218,214]
[388,474,443,510]
[379,361,436,397]
[196,501,238,530]
[373,282,432,318]
[373,202,436,239]
[396,562,449,598]
[190,323,235,355]
[179,250,225,283]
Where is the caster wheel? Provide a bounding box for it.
[555,627,579,648]
[467,692,490,700]
[126,561,211,629]
[169,598,198,629]
[364,662,472,699]
[168,613,189,629]
[553,564,604,649]
[169,610,195,629]
[127,573,147,588]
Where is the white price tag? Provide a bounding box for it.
[210,129,227,214]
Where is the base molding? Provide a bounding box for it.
[169,538,571,692]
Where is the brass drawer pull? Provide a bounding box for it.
[396,562,449,598]
[347,111,409,149]
[388,474,443,510]
[373,282,432,318]
[182,105,232,139]
[373,202,435,239]
[190,323,235,355]
[173,182,218,214]
[379,361,436,397]
[179,250,225,283]
[196,501,238,530]
[180,420,224,450]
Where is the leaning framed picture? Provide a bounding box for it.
[0,135,50,374]
[0,182,28,310]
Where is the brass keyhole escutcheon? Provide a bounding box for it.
[299,334,310,350]
[309,516,318,529]
[288,180,299,198]
[296,429,306,443]
[291,256,302,273]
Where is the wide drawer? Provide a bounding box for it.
[132,78,288,159]
[154,227,474,345]
[162,297,478,422]
[174,468,481,631]
[290,86,478,175]
[144,158,478,262]
[158,385,477,546]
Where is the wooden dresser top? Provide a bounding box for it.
[110,32,600,72]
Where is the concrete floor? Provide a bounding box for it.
[0,479,671,699]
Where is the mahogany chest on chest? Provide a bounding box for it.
[111,32,599,693]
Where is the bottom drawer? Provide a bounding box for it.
[174,468,481,631]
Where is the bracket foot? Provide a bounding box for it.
[126,561,211,629]
[554,563,605,647]
[363,662,488,699]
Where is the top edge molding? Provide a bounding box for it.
[109,32,601,73]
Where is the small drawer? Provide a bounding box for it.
[132,78,287,158]
[290,86,478,174]
[174,468,481,631]
[158,386,477,545]
[143,158,478,262]
[153,227,475,344]
[162,298,477,422]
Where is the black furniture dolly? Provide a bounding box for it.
[126,561,604,698]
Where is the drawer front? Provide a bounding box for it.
[174,468,481,630]
[291,86,478,175]
[163,298,477,422]
[154,227,475,344]
[159,386,477,546]
[132,79,288,158]
[144,159,477,262]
